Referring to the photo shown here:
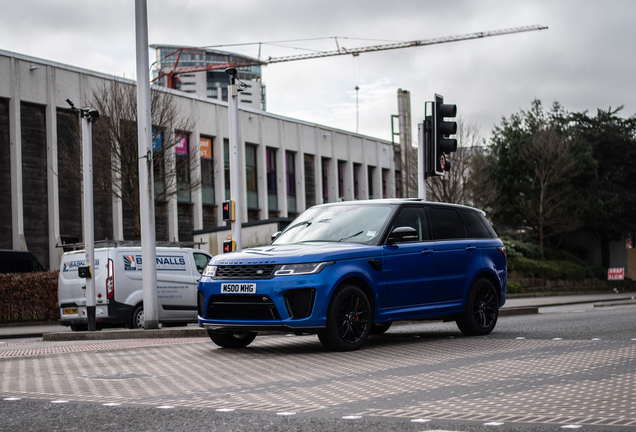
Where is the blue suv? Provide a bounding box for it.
[197,199,507,351]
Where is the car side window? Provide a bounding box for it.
[390,206,429,242]
[429,207,466,240]
[193,253,211,275]
[459,210,492,239]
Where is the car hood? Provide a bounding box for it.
[211,242,380,265]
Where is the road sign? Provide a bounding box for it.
[608,268,624,280]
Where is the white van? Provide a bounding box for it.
[58,246,212,330]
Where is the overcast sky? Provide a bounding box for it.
[1,0,634,143]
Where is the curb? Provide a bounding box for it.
[42,327,207,342]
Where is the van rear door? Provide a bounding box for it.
[58,250,108,322]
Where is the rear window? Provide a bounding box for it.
[429,207,466,240]
[459,210,493,239]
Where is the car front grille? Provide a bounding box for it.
[214,264,276,280]
[205,295,281,321]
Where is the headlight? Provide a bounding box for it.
[274,261,334,276]
[202,265,217,278]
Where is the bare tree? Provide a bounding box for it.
[77,80,197,240]
[517,128,583,249]
[403,118,484,204]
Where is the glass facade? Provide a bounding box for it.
[246,144,258,210]
[266,148,277,211]
[286,151,296,213]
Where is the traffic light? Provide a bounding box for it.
[222,200,235,221]
[222,240,236,253]
[433,94,457,176]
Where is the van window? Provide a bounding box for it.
[193,253,211,274]
[429,207,466,240]
[459,210,493,239]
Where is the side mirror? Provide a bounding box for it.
[271,231,281,243]
[387,227,418,244]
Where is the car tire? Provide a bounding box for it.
[456,278,499,336]
[70,325,87,332]
[370,321,392,335]
[318,284,371,351]
[131,305,145,329]
[207,330,257,348]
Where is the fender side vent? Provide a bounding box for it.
[367,259,383,272]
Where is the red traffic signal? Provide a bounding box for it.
[222,240,236,253]
[222,200,235,221]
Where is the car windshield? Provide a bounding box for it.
[273,204,394,245]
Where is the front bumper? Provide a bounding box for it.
[197,270,335,330]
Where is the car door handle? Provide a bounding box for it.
[466,246,477,252]
[421,249,434,255]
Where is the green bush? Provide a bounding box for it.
[501,237,543,259]
[507,281,523,294]
[508,256,586,281]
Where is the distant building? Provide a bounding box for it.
[151,45,266,110]
[0,49,396,270]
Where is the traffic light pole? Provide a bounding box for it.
[135,0,159,329]
[418,122,426,201]
[81,115,96,331]
[227,71,243,251]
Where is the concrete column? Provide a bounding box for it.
[276,120,287,217]
[214,104,225,227]
[256,115,268,219]
[111,148,124,241]
[313,127,323,205]
[45,65,62,270]
[9,57,26,251]
[296,124,306,214]
[191,121,203,231]
[166,132,178,242]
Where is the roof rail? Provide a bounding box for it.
[55,239,207,251]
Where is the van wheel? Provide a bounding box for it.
[370,322,392,335]
[318,284,371,351]
[456,278,499,336]
[131,305,144,329]
[70,325,87,332]
[207,330,257,348]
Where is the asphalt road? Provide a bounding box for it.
[1,302,635,432]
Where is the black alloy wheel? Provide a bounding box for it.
[319,285,371,351]
[456,278,499,336]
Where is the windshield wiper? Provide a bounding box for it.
[286,219,312,231]
[338,231,364,242]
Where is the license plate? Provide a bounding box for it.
[63,308,78,315]
[221,283,257,294]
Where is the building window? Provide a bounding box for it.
[322,157,330,203]
[152,129,166,201]
[207,88,218,99]
[267,148,277,211]
[181,82,196,86]
[176,133,191,203]
[241,92,252,96]
[200,136,214,206]
[382,169,389,198]
[304,154,315,208]
[240,100,252,104]
[338,160,346,201]
[246,144,258,210]
[286,151,296,213]
[367,166,375,199]
[353,163,361,200]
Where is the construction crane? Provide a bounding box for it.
[152,25,548,89]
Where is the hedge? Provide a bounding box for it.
[0,271,59,322]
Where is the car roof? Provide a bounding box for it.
[310,199,486,215]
